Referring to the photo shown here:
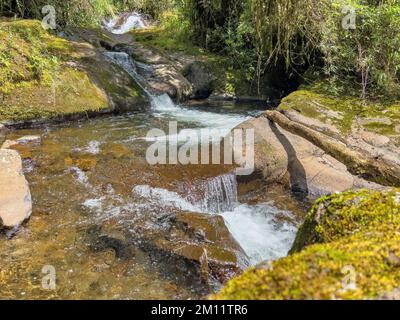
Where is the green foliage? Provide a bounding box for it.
[113,0,175,19]
[0,0,174,26]
[0,19,63,94]
[182,0,400,100]
[0,0,115,26]
[319,1,400,99]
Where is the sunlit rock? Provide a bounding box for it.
[0,149,32,229]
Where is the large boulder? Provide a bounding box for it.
[137,211,248,285]
[234,117,384,198]
[0,149,32,228]
[278,88,400,173]
[0,20,146,125]
[290,189,400,253]
[183,61,215,99]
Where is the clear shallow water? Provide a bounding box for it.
[1,99,304,299]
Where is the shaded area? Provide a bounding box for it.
[269,121,309,199]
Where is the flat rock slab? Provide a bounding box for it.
[0,149,32,228]
[235,117,384,199]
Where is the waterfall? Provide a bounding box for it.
[103,51,150,96]
[133,174,297,265]
[103,51,177,111]
[104,12,147,34]
[203,173,238,213]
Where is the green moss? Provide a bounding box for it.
[0,68,108,122]
[0,19,144,123]
[291,189,400,253]
[214,189,400,300]
[278,84,400,136]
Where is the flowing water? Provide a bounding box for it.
[0,42,305,299]
[104,12,148,34]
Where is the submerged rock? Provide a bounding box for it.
[0,149,32,228]
[86,225,135,260]
[1,140,18,149]
[16,135,41,145]
[138,211,248,285]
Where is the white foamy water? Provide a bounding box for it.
[133,185,200,212]
[152,94,249,132]
[132,178,296,265]
[70,167,90,187]
[104,12,146,34]
[221,204,296,264]
[86,141,101,154]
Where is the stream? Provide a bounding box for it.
[0,27,305,299]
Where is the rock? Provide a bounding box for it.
[0,149,32,228]
[139,211,248,284]
[290,189,400,253]
[214,188,400,300]
[0,124,7,134]
[0,20,147,126]
[16,135,41,145]
[234,117,288,184]
[86,225,135,260]
[1,136,41,150]
[1,140,18,149]
[111,42,193,100]
[358,117,393,126]
[183,61,215,99]
[278,89,400,181]
[282,109,341,139]
[234,117,374,198]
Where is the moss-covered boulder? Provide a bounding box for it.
[278,85,400,171]
[0,19,145,125]
[291,189,400,253]
[214,188,400,300]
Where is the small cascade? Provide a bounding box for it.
[103,51,177,110]
[203,173,238,213]
[103,51,150,95]
[150,93,178,112]
[104,12,147,34]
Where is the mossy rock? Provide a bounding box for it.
[278,84,400,137]
[214,189,400,300]
[0,19,145,124]
[290,189,400,253]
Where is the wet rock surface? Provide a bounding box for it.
[0,149,32,228]
[137,211,248,285]
[183,61,216,99]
